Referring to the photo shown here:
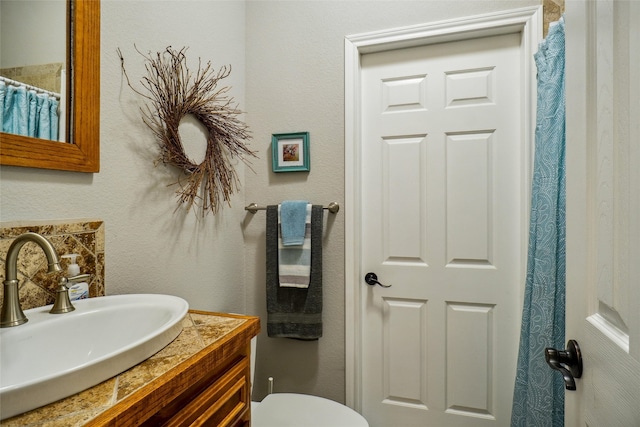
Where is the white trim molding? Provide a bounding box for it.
[344,6,542,411]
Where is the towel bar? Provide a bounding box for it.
[245,202,339,214]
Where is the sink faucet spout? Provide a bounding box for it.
[1,232,62,328]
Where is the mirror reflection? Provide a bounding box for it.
[0,0,67,142]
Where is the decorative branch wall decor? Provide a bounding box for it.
[118,46,256,216]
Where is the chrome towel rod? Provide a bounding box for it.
[245,202,340,214]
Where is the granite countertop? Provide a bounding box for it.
[2,312,248,427]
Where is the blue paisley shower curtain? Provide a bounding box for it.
[511,18,566,427]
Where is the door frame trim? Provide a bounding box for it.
[344,6,542,411]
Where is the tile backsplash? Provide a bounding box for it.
[0,220,105,310]
[0,62,64,93]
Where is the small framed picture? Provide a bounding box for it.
[272,132,310,172]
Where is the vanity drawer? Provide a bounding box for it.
[164,356,249,427]
[137,355,250,427]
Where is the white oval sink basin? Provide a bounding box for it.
[0,294,188,420]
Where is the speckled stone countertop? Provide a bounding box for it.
[2,312,248,427]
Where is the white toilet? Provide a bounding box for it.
[250,338,369,427]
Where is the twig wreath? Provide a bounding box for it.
[118,46,256,216]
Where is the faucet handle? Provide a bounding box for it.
[50,277,76,314]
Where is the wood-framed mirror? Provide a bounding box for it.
[0,0,100,173]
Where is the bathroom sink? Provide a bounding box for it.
[0,294,188,420]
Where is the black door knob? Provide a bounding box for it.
[544,339,583,390]
[364,272,391,288]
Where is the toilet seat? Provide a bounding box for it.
[252,393,368,427]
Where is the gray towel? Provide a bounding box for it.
[266,205,323,339]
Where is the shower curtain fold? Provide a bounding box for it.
[0,81,59,141]
[511,18,566,427]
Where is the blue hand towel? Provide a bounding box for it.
[278,204,312,288]
[279,200,309,246]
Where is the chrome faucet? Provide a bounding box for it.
[1,232,63,328]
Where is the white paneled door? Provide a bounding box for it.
[565,1,640,425]
[359,32,527,426]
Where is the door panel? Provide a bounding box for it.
[360,32,524,426]
[565,1,640,425]
[446,132,493,265]
[382,135,428,264]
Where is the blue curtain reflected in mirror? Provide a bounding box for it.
[1,80,59,141]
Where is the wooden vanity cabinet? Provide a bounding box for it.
[152,355,249,427]
[89,312,260,427]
